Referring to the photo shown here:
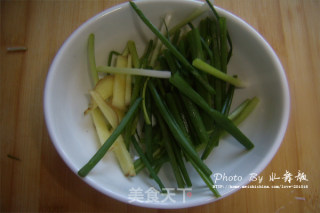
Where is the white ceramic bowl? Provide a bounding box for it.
[44,0,290,209]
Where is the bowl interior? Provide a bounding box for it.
[44,0,290,209]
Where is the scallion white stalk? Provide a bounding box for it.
[97,66,171,78]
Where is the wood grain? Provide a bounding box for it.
[1,0,319,212]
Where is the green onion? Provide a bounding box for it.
[171,140,193,187]
[134,148,165,174]
[88,33,99,85]
[78,97,142,177]
[148,81,213,176]
[151,155,169,176]
[162,49,179,73]
[169,3,208,35]
[228,99,250,120]
[150,14,172,67]
[127,40,140,68]
[202,84,235,159]
[187,28,205,60]
[142,78,151,124]
[205,0,233,62]
[157,115,186,188]
[165,93,190,138]
[107,51,120,66]
[140,40,154,69]
[193,58,246,87]
[96,66,171,78]
[169,73,254,150]
[219,17,228,74]
[189,157,221,197]
[131,136,167,193]
[232,97,260,126]
[181,95,209,145]
[144,85,153,162]
[205,0,220,20]
[129,1,216,95]
[219,97,259,139]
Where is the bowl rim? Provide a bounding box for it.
[44,0,290,209]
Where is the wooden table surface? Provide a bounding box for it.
[1,0,319,212]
